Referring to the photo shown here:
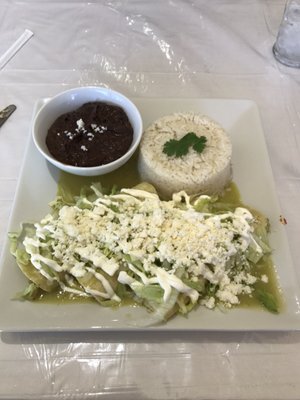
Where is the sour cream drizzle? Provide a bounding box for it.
[21,188,261,307]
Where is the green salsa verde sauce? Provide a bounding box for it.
[36,153,283,314]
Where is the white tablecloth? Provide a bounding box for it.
[1,1,300,398]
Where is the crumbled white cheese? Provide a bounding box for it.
[66,132,75,140]
[87,132,95,142]
[76,119,85,129]
[261,274,269,283]
[91,124,108,133]
[202,296,215,309]
[24,190,262,308]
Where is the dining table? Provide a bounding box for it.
[1,0,300,398]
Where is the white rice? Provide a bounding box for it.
[138,112,232,198]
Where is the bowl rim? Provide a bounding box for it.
[32,86,143,174]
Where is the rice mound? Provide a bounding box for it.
[138,112,232,198]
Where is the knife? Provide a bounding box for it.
[0,104,16,128]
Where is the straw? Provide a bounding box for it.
[0,29,34,70]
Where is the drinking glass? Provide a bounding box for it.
[273,0,300,68]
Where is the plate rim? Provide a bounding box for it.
[0,96,299,332]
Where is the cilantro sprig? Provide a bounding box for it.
[163,132,207,158]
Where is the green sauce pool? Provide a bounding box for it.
[37,156,283,314]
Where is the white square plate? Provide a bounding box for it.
[0,98,299,332]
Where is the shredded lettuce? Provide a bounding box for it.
[9,181,278,326]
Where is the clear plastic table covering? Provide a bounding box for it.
[1,0,300,398]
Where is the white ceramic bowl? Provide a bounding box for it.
[32,86,143,176]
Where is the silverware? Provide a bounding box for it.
[0,104,16,128]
